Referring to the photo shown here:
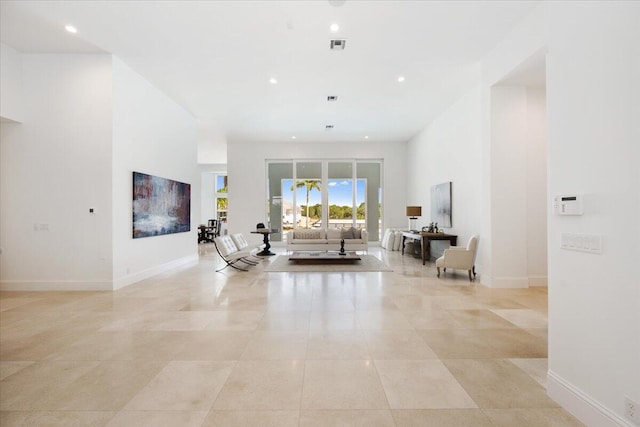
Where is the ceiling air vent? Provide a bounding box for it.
[325,125,334,130]
[330,39,346,50]
[327,95,338,101]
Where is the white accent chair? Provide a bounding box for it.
[213,235,257,272]
[436,235,478,281]
[230,233,263,260]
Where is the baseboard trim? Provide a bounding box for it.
[113,253,199,290]
[1,254,200,292]
[547,370,633,427]
[0,280,113,291]
[489,276,529,288]
[529,275,548,286]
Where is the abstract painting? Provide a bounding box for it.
[431,181,452,228]
[133,172,191,238]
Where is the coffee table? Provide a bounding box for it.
[288,251,362,264]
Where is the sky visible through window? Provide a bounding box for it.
[282,179,365,206]
[216,175,227,192]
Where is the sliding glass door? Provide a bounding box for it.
[266,160,382,241]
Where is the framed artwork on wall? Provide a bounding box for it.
[132,171,191,238]
[431,181,452,228]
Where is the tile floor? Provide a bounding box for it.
[0,246,584,426]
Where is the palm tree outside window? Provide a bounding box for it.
[292,179,321,229]
[215,174,228,223]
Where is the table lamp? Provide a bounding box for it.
[406,206,422,232]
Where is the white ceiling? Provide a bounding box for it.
[1,0,539,149]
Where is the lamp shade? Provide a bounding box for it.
[406,206,422,217]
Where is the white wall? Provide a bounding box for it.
[111,57,198,289]
[227,141,406,246]
[476,1,638,424]
[545,2,640,425]
[200,172,216,226]
[406,84,483,261]
[0,43,24,123]
[0,54,114,290]
[489,86,547,287]
[407,2,638,423]
[413,77,547,286]
[525,88,547,285]
[489,86,531,288]
[0,53,199,291]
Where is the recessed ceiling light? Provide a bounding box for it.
[330,23,340,32]
[397,76,405,82]
[269,77,278,84]
[291,136,297,139]
[65,25,77,34]
[364,136,369,139]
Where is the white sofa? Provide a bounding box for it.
[286,228,368,253]
[380,228,405,251]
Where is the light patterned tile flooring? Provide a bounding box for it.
[0,246,584,426]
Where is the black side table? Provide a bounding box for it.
[251,229,277,256]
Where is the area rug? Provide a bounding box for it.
[264,254,393,273]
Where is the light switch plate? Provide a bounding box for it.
[560,233,601,254]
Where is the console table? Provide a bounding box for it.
[402,231,458,265]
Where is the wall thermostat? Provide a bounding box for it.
[553,195,583,215]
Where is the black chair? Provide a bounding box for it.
[205,219,217,242]
[197,225,208,243]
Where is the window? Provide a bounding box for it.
[266,160,382,241]
[215,174,228,223]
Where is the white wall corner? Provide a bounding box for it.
[113,253,198,290]
[547,370,635,427]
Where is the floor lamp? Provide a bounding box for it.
[406,206,422,232]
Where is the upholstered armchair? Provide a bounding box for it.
[436,235,478,281]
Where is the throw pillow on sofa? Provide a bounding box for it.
[340,228,355,239]
[327,228,342,239]
[294,229,323,239]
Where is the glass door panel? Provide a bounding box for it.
[327,162,354,229]
[357,162,382,241]
[215,174,228,223]
[267,162,293,242]
[295,162,322,229]
[355,178,366,230]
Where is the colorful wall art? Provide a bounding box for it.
[132,172,191,238]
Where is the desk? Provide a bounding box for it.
[402,232,458,265]
[251,229,278,256]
